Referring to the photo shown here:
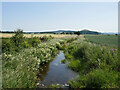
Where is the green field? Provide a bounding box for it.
[84,35,118,48]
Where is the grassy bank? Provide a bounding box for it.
[64,36,119,88]
[2,39,60,88]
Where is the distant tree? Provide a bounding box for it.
[70,32,72,35]
[62,32,65,34]
[66,32,68,34]
[75,31,81,36]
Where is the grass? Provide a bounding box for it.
[64,36,119,88]
[70,69,119,88]
[2,39,60,88]
[1,33,77,38]
[84,35,118,48]
[2,32,119,88]
[2,31,77,88]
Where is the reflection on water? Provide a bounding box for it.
[37,51,78,86]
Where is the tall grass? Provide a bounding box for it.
[64,36,119,88]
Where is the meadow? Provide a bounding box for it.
[1,33,75,38]
[84,35,118,48]
[1,30,119,88]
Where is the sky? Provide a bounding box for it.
[2,2,118,32]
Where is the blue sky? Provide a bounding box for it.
[2,2,118,32]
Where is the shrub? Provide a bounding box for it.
[2,39,14,53]
[11,29,24,50]
[65,44,77,55]
[61,59,66,64]
[67,60,81,72]
[22,40,29,48]
[65,38,119,88]
[40,35,53,42]
[73,45,88,59]
[66,38,77,43]
[2,37,65,88]
[27,37,41,47]
[70,69,119,88]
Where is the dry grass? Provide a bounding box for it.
[0,33,78,38]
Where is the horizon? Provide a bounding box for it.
[1,29,118,33]
[2,2,118,33]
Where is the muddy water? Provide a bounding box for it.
[37,51,78,86]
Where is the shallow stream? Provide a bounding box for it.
[37,51,78,87]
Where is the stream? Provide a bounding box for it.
[37,51,78,87]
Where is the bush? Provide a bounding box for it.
[65,44,77,55]
[2,37,65,88]
[66,38,77,43]
[67,60,81,72]
[61,59,66,64]
[66,42,118,72]
[22,40,29,48]
[2,30,57,52]
[86,69,118,88]
[40,35,54,42]
[11,29,24,50]
[70,69,119,88]
[73,45,88,59]
[65,38,119,88]
[2,39,14,53]
[27,37,41,47]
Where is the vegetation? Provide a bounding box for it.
[64,36,119,88]
[61,59,66,64]
[2,29,77,88]
[1,29,100,36]
[74,31,81,36]
[70,69,119,88]
[50,84,63,88]
[84,35,118,48]
[2,40,60,88]
[2,30,53,53]
[80,30,100,34]
[2,29,119,88]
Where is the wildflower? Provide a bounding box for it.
[36,83,39,86]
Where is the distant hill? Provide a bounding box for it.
[80,29,89,31]
[102,32,118,35]
[40,29,101,35]
[1,29,101,35]
[40,30,75,34]
[80,29,101,34]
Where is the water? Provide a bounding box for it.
[37,51,78,87]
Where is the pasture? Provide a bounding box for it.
[84,35,118,48]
